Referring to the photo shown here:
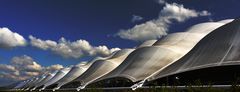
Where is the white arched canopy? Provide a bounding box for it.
[72,40,157,90]
[150,19,240,81]
[51,55,112,90]
[33,70,58,90]
[40,67,71,90]
[96,21,230,84]
[74,49,135,90]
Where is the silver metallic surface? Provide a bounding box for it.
[51,56,111,90]
[150,19,240,81]
[21,77,38,90]
[74,49,135,90]
[41,67,71,90]
[14,80,29,89]
[73,40,157,90]
[95,20,232,88]
[32,71,58,90]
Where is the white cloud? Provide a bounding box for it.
[24,72,40,76]
[0,55,64,81]
[157,0,166,4]
[117,3,211,41]
[94,46,121,56]
[0,27,27,48]
[44,64,64,72]
[29,35,121,59]
[29,35,57,50]
[0,64,16,72]
[118,21,168,41]
[131,15,143,23]
[11,55,42,72]
[199,10,212,16]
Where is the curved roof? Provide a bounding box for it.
[217,19,235,24]
[51,56,110,89]
[93,20,232,84]
[26,74,48,89]
[14,19,238,90]
[33,75,46,84]
[21,77,39,89]
[14,80,29,89]
[19,79,34,89]
[15,80,29,89]
[137,40,157,48]
[29,75,47,90]
[34,71,58,88]
[73,49,135,87]
[14,81,25,89]
[41,67,71,89]
[51,40,157,90]
[72,39,157,88]
[149,19,240,81]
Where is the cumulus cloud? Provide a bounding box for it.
[199,10,212,16]
[0,64,16,72]
[0,27,26,48]
[29,35,120,59]
[117,3,211,41]
[157,0,166,4]
[24,71,40,76]
[44,64,64,72]
[131,15,143,23]
[0,55,63,82]
[11,55,42,72]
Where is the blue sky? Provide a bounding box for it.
[0,0,240,86]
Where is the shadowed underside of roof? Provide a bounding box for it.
[147,65,240,86]
[88,77,135,88]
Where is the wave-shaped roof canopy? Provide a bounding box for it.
[41,67,71,90]
[93,19,232,87]
[69,40,157,90]
[21,77,39,89]
[50,55,112,90]
[33,70,58,90]
[149,19,240,81]
[73,49,135,89]
[13,19,238,91]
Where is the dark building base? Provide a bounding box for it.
[147,65,240,86]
